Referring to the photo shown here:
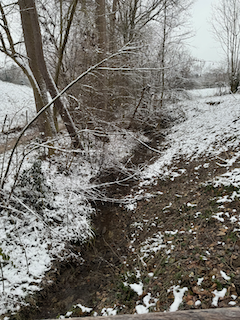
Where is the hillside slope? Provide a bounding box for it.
[2,88,240,318]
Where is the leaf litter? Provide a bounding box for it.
[2,87,240,317]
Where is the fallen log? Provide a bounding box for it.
[44,307,240,320]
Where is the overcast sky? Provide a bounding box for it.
[0,0,226,69]
[189,0,224,65]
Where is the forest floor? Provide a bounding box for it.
[2,87,240,319]
[12,94,240,319]
[16,148,240,320]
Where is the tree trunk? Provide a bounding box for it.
[96,0,108,111]
[159,0,167,107]
[230,77,239,93]
[109,0,118,52]
[18,0,82,148]
[18,0,55,139]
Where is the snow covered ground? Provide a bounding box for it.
[0,156,95,315]
[0,80,140,317]
[1,84,240,316]
[0,80,35,131]
[0,82,95,316]
[141,91,240,185]
[127,90,240,314]
[188,87,229,98]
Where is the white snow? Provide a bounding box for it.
[140,93,240,184]
[101,307,118,316]
[0,157,95,314]
[165,230,178,235]
[188,88,225,98]
[213,168,240,188]
[195,300,201,306]
[123,282,144,296]
[136,293,158,314]
[212,288,227,307]
[140,232,166,261]
[169,286,188,312]
[59,303,93,318]
[220,271,231,281]
[197,277,204,286]
[0,79,96,315]
[1,82,240,316]
[75,304,93,313]
[0,80,35,129]
[212,212,225,222]
[187,202,197,207]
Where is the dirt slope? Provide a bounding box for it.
[11,143,240,319]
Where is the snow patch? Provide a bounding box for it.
[123,283,143,296]
[140,94,240,184]
[101,307,117,316]
[169,286,188,312]
[220,271,231,281]
[197,277,204,286]
[136,293,158,314]
[212,288,227,307]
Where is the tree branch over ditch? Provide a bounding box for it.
[0,46,136,190]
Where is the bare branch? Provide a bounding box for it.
[0,46,134,189]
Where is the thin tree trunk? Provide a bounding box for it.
[18,0,82,148]
[96,0,108,110]
[53,0,79,132]
[54,0,78,86]
[14,0,54,138]
[160,0,167,107]
[109,0,118,52]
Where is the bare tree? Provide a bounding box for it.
[0,2,55,138]
[0,1,81,147]
[33,0,193,124]
[212,0,240,93]
[114,0,167,43]
[38,0,79,130]
[109,0,118,52]
[96,0,108,110]
[18,0,82,148]
[156,0,193,105]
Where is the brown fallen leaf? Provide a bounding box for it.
[218,231,227,236]
[185,294,194,302]
[211,283,217,289]
[187,300,194,306]
[192,286,209,296]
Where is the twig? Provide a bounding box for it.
[16,229,29,274]
[103,236,123,263]
[128,85,150,128]
[0,45,134,190]
[97,67,173,71]
[128,131,163,155]
[0,261,4,295]
[1,114,7,133]
[7,194,57,235]
[216,156,228,163]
